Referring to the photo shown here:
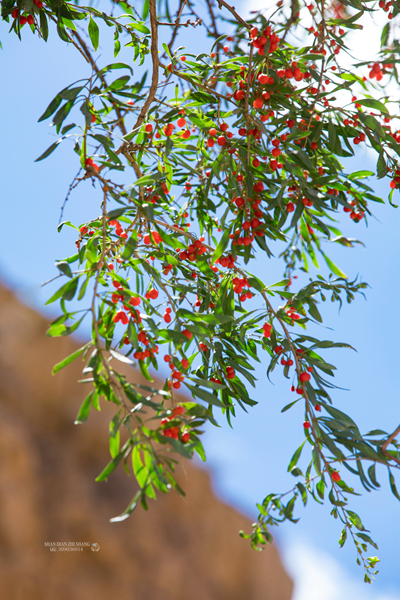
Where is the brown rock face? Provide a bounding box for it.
[0,283,293,600]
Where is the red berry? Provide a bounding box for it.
[303,421,311,429]
[181,431,190,443]
[299,372,311,383]
[263,323,272,337]
[331,471,341,482]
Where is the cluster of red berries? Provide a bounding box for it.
[179,239,208,262]
[226,366,235,380]
[207,124,233,148]
[163,307,172,323]
[215,253,235,269]
[229,216,266,247]
[378,0,394,19]
[263,323,272,338]
[11,2,43,25]
[153,110,193,141]
[109,219,128,240]
[111,290,142,326]
[250,24,280,57]
[145,288,159,301]
[163,123,175,137]
[390,168,400,189]
[343,200,364,222]
[85,157,99,172]
[232,277,253,302]
[132,330,159,360]
[143,230,161,245]
[164,355,189,390]
[161,406,190,442]
[369,62,385,81]
[79,225,94,237]
[285,305,302,321]
[113,310,129,325]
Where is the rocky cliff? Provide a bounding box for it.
[0,283,293,600]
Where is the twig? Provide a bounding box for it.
[127,0,159,136]
[216,0,250,30]
[381,424,400,465]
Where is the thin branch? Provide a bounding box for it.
[71,29,127,137]
[128,0,159,136]
[381,424,400,465]
[216,0,250,30]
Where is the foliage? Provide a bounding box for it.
[2,0,400,582]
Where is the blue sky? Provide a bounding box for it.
[1,5,399,598]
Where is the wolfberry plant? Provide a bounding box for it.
[2,0,400,582]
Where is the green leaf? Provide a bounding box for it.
[88,16,99,51]
[346,509,365,531]
[39,10,49,42]
[377,153,387,179]
[57,17,70,43]
[74,391,93,424]
[38,95,62,123]
[122,235,137,259]
[58,220,78,233]
[321,252,347,278]
[162,42,172,58]
[46,277,79,304]
[106,75,131,91]
[132,173,163,187]
[107,207,128,219]
[389,470,400,501]
[96,62,133,77]
[109,490,142,522]
[281,399,300,413]
[356,532,378,550]
[132,446,149,488]
[212,229,230,262]
[96,444,130,482]
[338,527,347,547]
[55,260,72,277]
[52,344,88,374]
[130,21,150,34]
[316,478,325,499]
[357,98,388,115]
[46,315,85,338]
[184,383,224,407]
[35,138,63,162]
[288,441,306,471]
[381,22,390,48]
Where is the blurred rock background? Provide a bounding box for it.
[0,283,293,600]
